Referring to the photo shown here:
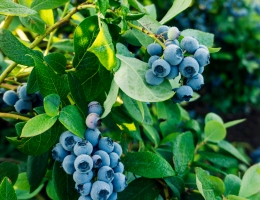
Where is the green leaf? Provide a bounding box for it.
[27,151,49,193]
[19,15,46,35]
[145,4,157,19]
[184,173,197,190]
[224,119,246,129]
[128,0,146,12]
[7,121,65,156]
[14,172,30,190]
[224,175,241,197]
[116,42,134,58]
[160,132,181,145]
[34,106,45,114]
[182,119,201,134]
[101,79,119,118]
[21,114,58,137]
[53,161,79,200]
[30,0,70,10]
[208,47,221,53]
[67,72,88,117]
[125,13,146,20]
[97,0,109,16]
[0,162,18,185]
[52,39,74,52]
[58,105,86,138]
[204,121,226,142]
[142,124,160,148]
[209,176,225,195]
[39,9,54,25]
[137,15,161,34]
[217,140,249,165]
[121,91,152,125]
[44,94,60,117]
[181,29,214,47]
[122,152,175,178]
[173,132,194,177]
[205,113,224,124]
[0,28,38,66]
[44,52,67,74]
[228,195,249,200]
[121,30,141,46]
[0,0,37,16]
[117,178,161,200]
[192,161,227,176]
[248,192,260,200]
[239,164,260,198]
[179,105,190,120]
[27,68,39,94]
[15,122,26,137]
[46,180,59,200]
[15,184,44,199]
[160,0,192,24]
[89,21,117,70]
[164,176,185,200]
[0,177,17,200]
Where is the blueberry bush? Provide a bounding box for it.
[0,0,260,200]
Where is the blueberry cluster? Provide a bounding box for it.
[2,84,43,114]
[146,25,210,104]
[52,101,127,200]
[0,88,9,109]
[199,0,215,10]
[224,0,248,17]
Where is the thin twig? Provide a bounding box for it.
[0,112,30,121]
[194,141,206,155]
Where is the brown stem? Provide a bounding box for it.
[0,83,18,90]
[0,112,30,121]
[194,141,206,155]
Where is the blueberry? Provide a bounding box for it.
[78,195,92,200]
[199,67,204,74]
[62,155,76,175]
[108,192,117,200]
[17,83,27,94]
[92,146,99,156]
[148,55,160,69]
[19,85,35,100]
[199,45,209,52]
[165,66,179,80]
[108,182,113,196]
[194,48,210,67]
[3,90,19,106]
[109,152,120,168]
[98,137,114,153]
[90,181,110,200]
[164,44,184,66]
[181,36,199,54]
[146,102,151,108]
[145,69,164,86]
[74,155,93,173]
[113,143,122,157]
[76,182,92,196]
[85,128,101,147]
[86,113,102,129]
[71,150,76,156]
[113,162,124,173]
[112,173,128,192]
[187,74,204,91]
[59,131,82,151]
[88,101,103,115]
[176,86,193,102]
[98,166,115,183]
[15,99,32,114]
[73,171,93,184]
[167,27,180,40]
[0,88,6,103]
[157,25,169,39]
[152,59,171,77]
[74,140,93,156]
[36,91,43,102]
[52,143,69,162]
[94,150,110,167]
[171,94,183,104]
[92,155,103,168]
[147,43,163,56]
[179,57,199,78]
[165,39,179,47]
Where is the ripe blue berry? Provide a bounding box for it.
[52,143,69,162]
[19,85,35,100]
[109,152,120,168]
[145,69,164,86]
[181,36,199,54]
[90,181,110,200]
[179,57,199,78]
[88,101,103,115]
[147,43,163,56]
[15,99,32,114]
[92,155,103,168]
[62,155,76,175]
[85,128,101,147]
[109,182,113,195]
[86,113,102,129]
[98,137,114,153]
[59,131,82,151]
[76,182,92,196]
[74,140,93,156]
[199,67,204,74]
[74,155,93,173]
[94,150,110,167]
[113,143,122,157]
[171,94,183,104]
[108,192,117,200]
[113,162,124,173]
[167,27,180,40]
[0,88,6,103]
[165,39,179,47]
[3,90,19,106]
[112,173,128,192]
[157,25,169,39]
[165,66,179,80]
[164,44,184,66]
[152,59,171,77]
[78,196,92,200]
[73,171,93,184]
[148,55,160,69]
[194,48,210,67]
[187,74,204,91]
[199,45,209,52]
[98,166,115,183]
[176,86,193,102]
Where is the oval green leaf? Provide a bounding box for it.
[0,0,37,16]
[204,121,226,142]
[44,94,60,117]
